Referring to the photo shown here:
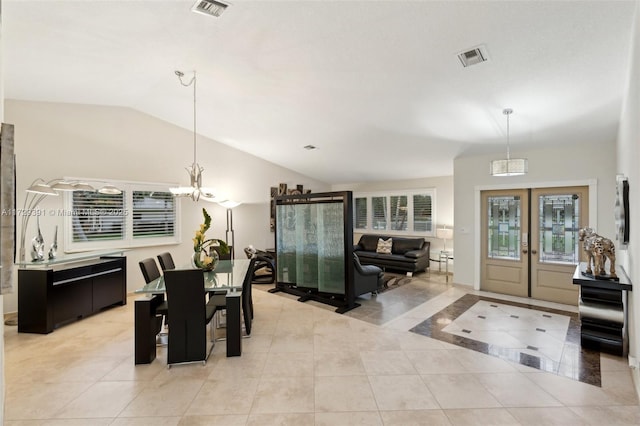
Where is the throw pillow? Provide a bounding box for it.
[376,238,392,254]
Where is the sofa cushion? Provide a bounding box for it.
[393,238,424,254]
[376,238,393,254]
[359,234,381,252]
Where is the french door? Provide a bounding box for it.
[481,186,588,305]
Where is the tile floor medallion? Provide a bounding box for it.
[410,294,602,386]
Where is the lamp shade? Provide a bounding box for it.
[26,183,58,195]
[73,182,96,191]
[98,185,122,195]
[490,158,528,176]
[218,200,241,208]
[50,181,76,191]
[436,228,453,240]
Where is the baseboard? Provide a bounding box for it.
[632,363,640,401]
[4,311,17,326]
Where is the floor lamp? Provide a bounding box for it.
[218,200,240,258]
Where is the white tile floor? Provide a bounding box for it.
[3,279,640,425]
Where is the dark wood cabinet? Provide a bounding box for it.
[18,256,127,334]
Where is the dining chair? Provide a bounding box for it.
[208,257,257,336]
[241,257,257,334]
[139,257,161,283]
[157,252,176,271]
[139,257,168,340]
[164,269,218,367]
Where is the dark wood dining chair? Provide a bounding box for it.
[139,257,168,338]
[164,269,218,367]
[208,257,257,336]
[241,257,256,334]
[157,252,175,271]
[139,258,161,283]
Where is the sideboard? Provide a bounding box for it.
[572,262,632,356]
[18,252,127,334]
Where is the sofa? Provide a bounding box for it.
[353,234,430,273]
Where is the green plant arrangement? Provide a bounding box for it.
[192,208,229,270]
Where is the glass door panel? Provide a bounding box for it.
[530,187,588,305]
[481,189,529,298]
[538,194,581,265]
[487,195,521,260]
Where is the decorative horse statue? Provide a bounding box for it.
[578,227,617,278]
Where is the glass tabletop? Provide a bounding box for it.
[135,259,250,294]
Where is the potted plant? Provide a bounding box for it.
[192,208,229,270]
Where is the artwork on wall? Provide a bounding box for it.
[271,183,310,231]
[1,123,16,294]
[614,175,630,248]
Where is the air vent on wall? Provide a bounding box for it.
[192,0,229,17]
[457,45,489,68]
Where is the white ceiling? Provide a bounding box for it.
[2,0,636,184]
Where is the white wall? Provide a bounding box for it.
[616,0,640,397]
[3,99,330,313]
[454,139,618,289]
[332,175,454,253]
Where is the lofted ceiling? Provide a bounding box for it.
[2,0,636,184]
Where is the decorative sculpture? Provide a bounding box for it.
[48,225,58,260]
[578,227,617,279]
[30,216,45,262]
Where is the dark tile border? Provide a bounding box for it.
[409,294,602,386]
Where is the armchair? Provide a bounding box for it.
[353,253,384,297]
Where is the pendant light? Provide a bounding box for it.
[170,70,216,201]
[490,108,528,176]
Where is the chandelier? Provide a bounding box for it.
[170,70,216,201]
[490,108,528,176]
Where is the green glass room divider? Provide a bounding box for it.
[270,191,357,313]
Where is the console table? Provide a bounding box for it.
[18,251,127,334]
[572,262,632,356]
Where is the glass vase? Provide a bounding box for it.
[191,248,219,271]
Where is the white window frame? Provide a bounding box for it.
[63,179,181,252]
[353,189,436,236]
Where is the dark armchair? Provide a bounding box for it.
[353,253,384,297]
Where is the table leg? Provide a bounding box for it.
[225,291,242,357]
[135,295,164,364]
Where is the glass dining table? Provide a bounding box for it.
[134,259,250,363]
[134,259,250,295]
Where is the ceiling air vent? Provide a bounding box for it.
[457,45,489,68]
[192,0,229,18]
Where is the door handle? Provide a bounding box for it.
[531,249,537,254]
[522,249,528,254]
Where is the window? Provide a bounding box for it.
[353,189,435,235]
[354,197,367,229]
[64,181,180,251]
[372,196,387,230]
[132,191,176,239]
